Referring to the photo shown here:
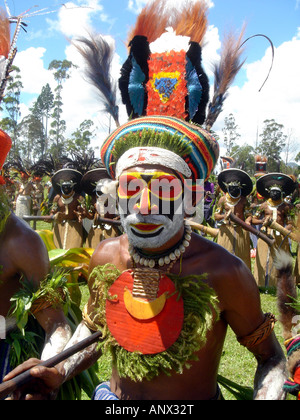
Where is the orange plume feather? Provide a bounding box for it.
[214,26,246,97]
[0,8,10,58]
[173,1,208,45]
[127,0,169,45]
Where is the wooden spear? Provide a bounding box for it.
[0,330,102,400]
[226,211,276,247]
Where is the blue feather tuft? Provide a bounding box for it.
[129,57,146,116]
[186,57,202,120]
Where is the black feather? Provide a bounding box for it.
[74,34,120,127]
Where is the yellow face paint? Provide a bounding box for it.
[118,171,183,202]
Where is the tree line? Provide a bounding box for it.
[0,60,97,166]
[220,114,300,176]
[1,61,299,177]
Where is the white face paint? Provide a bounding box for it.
[120,212,185,249]
[118,168,186,249]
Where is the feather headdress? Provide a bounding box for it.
[0,3,61,102]
[0,7,13,101]
[0,8,10,59]
[127,0,169,46]
[119,0,210,124]
[73,34,120,127]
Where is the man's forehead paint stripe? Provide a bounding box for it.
[120,170,181,179]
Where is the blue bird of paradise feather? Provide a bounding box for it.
[185,57,203,120]
[129,57,146,116]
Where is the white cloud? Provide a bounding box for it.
[14,47,54,94]
[202,25,222,77]
[212,33,300,155]
[46,0,106,39]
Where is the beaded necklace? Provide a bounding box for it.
[225,192,241,208]
[128,221,192,270]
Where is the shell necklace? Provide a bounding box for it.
[128,221,192,270]
[61,192,75,206]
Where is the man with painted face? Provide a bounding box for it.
[50,168,85,250]
[6,118,287,401]
[214,169,253,270]
[252,173,295,287]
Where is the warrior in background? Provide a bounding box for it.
[214,168,253,270]
[252,173,295,288]
[50,167,84,250]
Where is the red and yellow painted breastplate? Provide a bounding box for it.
[106,268,184,355]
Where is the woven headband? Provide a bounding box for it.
[116,146,192,179]
[101,116,219,182]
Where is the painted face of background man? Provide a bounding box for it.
[269,188,282,202]
[61,181,74,197]
[118,168,185,249]
[228,183,241,199]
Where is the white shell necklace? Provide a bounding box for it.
[128,221,192,270]
[61,192,75,206]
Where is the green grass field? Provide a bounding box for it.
[33,222,295,400]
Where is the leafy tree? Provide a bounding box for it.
[48,60,76,160]
[18,112,44,162]
[65,120,95,155]
[231,144,255,175]
[0,66,23,157]
[222,113,241,156]
[256,119,287,172]
[35,84,54,157]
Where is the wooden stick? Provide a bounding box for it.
[186,220,219,238]
[98,217,121,227]
[263,217,299,243]
[0,330,102,400]
[23,215,122,227]
[228,212,275,247]
[23,215,54,222]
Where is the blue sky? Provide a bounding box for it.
[3,0,300,158]
[15,0,299,68]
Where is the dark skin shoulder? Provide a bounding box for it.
[0,213,49,317]
[0,212,70,342]
[214,195,249,221]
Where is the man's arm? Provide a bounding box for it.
[3,239,110,399]
[213,197,226,222]
[215,256,287,400]
[13,220,73,357]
